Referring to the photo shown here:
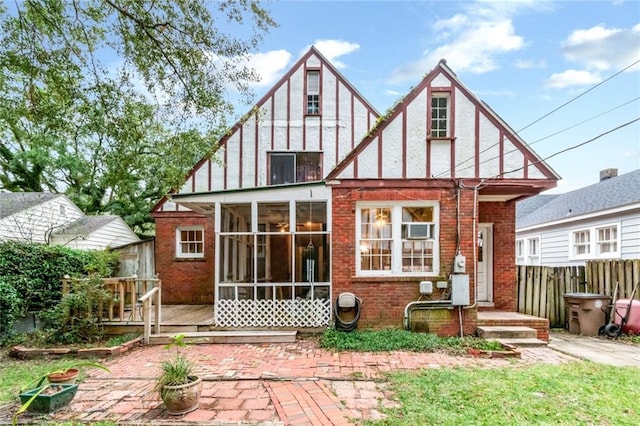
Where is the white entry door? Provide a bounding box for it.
[477,223,493,304]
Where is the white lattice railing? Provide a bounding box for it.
[215,298,331,328]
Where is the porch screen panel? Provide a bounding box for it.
[219,203,252,283]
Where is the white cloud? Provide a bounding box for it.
[561,24,640,72]
[389,19,524,84]
[388,0,539,85]
[303,40,360,69]
[245,50,292,87]
[515,59,546,69]
[544,69,602,89]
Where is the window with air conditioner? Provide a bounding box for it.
[357,203,439,276]
[403,223,435,239]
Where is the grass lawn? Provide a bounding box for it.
[370,361,640,425]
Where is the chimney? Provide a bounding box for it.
[600,168,618,181]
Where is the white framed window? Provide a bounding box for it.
[570,223,621,260]
[596,225,619,256]
[527,237,540,265]
[430,93,450,138]
[515,239,525,265]
[356,203,439,276]
[176,226,204,258]
[306,70,320,115]
[515,236,540,265]
[572,229,590,258]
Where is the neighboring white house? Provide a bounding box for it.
[516,168,640,266]
[0,192,139,249]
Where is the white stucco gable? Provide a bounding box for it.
[328,60,559,191]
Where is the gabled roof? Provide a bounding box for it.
[516,169,640,229]
[0,192,61,219]
[52,215,121,236]
[152,46,380,213]
[326,59,559,186]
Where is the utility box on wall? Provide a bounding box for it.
[451,275,470,306]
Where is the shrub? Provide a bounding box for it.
[38,275,112,344]
[0,277,24,342]
[0,241,118,312]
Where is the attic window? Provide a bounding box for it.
[430,94,449,138]
[306,70,320,115]
[269,152,322,185]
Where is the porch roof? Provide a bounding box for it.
[170,181,329,214]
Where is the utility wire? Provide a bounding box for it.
[434,58,640,178]
[495,117,640,178]
[454,96,640,175]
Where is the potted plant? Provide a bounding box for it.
[13,362,110,425]
[154,334,202,415]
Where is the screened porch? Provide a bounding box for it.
[212,190,332,328]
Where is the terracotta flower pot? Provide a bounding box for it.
[47,368,79,385]
[161,376,203,415]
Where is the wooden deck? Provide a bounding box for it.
[103,304,214,335]
[102,304,304,344]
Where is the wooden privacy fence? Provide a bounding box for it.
[517,260,640,327]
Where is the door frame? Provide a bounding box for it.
[477,223,494,305]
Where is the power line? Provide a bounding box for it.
[434,58,640,178]
[496,117,640,178]
[454,96,640,175]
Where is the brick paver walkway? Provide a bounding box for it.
[3,338,578,425]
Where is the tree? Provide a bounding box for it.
[0,0,277,234]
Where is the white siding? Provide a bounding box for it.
[621,214,640,258]
[0,196,84,244]
[518,208,640,266]
[52,219,139,250]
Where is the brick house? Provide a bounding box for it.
[152,48,559,334]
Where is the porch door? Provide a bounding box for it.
[477,223,493,304]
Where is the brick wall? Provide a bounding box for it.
[153,211,215,304]
[479,201,517,311]
[331,184,480,335]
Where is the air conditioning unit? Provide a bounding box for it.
[405,223,434,239]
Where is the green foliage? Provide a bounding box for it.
[0,1,277,233]
[37,275,112,344]
[0,241,117,312]
[105,333,140,348]
[13,361,110,425]
[154,334,196,399]
[372,362,640,425]
[0,277,23,342]
[320,328,505,354]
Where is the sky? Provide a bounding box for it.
[235,0,640,194]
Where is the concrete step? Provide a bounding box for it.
[148,330,297,345]
[476,325,537,339]
[495,338,548,348]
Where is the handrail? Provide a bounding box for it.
[139,286,162,345]
[61,275,162,344]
